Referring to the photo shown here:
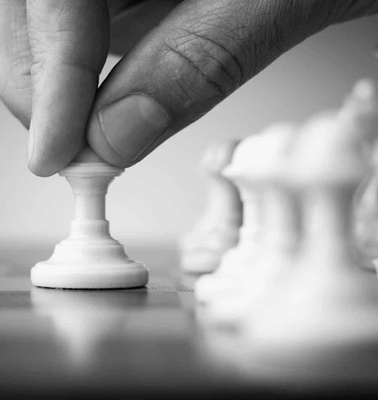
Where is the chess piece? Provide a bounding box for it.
[195,123,297,305]
[31,147,148,289]
[352,79,378,270]
[206,129,300,325]
[353,141,378,270]
[247,80,378,365]
[180,140,242,274]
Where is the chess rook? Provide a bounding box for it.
[31,147,148,289]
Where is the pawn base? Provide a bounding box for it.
[181,251,222,274]
[31,261,148,290]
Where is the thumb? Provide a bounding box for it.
[87,0,378,168]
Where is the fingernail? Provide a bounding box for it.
[28,121,34,163]
[98,94,170,165]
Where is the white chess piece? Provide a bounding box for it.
[246,80,378,364]
[197,124,299,324]
[195,123,297,305]
[31,147,148,289]
[180,140,242,274]
[352,79,378,270]
[354,141,378,270]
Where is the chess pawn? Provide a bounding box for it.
[31,147,148,289]
[351,79,378,270]
[195,123,296,305]
[198,124,300,322]
[180,140,242,274]
[247,81,378,365]
[206,180,301,327]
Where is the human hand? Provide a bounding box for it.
[0,0,377,176]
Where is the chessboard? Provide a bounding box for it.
[1,240,378,400]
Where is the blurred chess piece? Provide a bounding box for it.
[195,123,297,307]
[203,124,300,325]
[180,140,242,274]
[247,80,378,365]
[354,141,378,270]
[31,147,148,289]
[352,79,378,270]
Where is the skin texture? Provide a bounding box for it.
[0,0,377,176]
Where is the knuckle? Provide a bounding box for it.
[185,0,307,79]
[226,1,287,74]
[0,22,32,124]
[0,61,31,108]
[0,27,32,90]
[27,0,108,74]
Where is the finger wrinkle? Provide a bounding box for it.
[174,28,244,87]
[164,42,226,98]
[27,0,109,73]
[170,4,258,83]
[341,0,378,19]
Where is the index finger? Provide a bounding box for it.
[27,0,109,176]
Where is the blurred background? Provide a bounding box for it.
[0,14,377,248]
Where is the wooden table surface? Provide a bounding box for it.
[1,241,378,400]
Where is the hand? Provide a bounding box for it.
[0,0,377,176]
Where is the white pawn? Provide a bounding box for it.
[195,123,297,305]
[354,141,378,270]
[247,80,378,363]
[352,79,378,268]
[180,140,242,274]
[205,126,300,325]
[31,147,148,289]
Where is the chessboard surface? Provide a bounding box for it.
[1,241,378,400]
